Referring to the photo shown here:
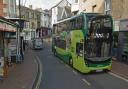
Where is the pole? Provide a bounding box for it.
[16,0,21,62]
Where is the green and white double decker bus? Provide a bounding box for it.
[52,13,113,73]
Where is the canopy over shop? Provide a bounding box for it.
[0,16,18,78]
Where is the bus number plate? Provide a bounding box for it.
[96,69,103,72]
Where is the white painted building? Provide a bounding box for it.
[71,0,79,14]
[51,0,71,27]
[41,9,51,28]
[36,9,52,38]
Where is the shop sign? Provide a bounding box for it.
[0,22,16,32]
[0,22,6,31]
[120,19,128,31]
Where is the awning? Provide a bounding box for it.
[0,22,16,32]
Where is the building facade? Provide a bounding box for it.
[0,0,16,17]
[17,5,41,40]
[71,0,104,15]
[71,0,128,31]
[51,0,72,26]
[36,9,52,38]
[41,9,51,28]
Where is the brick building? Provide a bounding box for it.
[0,0,7,17]
[0,0,16,17]
[16,5,41,40]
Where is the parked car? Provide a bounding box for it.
[32,38,43,50]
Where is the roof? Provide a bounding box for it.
[6,18,29,22]
[0,16,18,27]
[51,0,71,9]
[17,5,41,13]
[54,13,106,24]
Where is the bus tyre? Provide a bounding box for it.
[69,58,73,67]
[122,55,127,62]
[104,69,110,73]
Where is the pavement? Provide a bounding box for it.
[0,48,38,89]
[111,60,128,79]
[36,41,128,89]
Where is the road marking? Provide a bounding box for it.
[82,78,91,86]
[60,60,63,64]
[72,70,78,75]
[35,56,43,89]
[65,64,70,69]
[108,72,128,82]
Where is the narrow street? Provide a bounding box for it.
[35,42,128,89]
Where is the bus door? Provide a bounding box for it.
[76,43,84,58]
[71,30,85,70]
[73,41,85,71]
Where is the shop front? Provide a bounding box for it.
[0,17,17,79]
[118,19,128,63]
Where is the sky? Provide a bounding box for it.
[18,0,72,10]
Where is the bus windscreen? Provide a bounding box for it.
[85,16,112,59]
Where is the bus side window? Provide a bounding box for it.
[77,16,83,29]
[76,43,83,57]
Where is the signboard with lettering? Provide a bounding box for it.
[0,21,16,32]
[120,19,128,31]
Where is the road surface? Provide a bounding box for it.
[34,41,128,89]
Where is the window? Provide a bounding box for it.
[105,0,111,15]
[70,16,84,30]
[31,13,34,19]
[83,9,86,12]
[83,0,87,2]
[55,39,66,49]
[85,17,112,58]
[44,21,47,27]
[26,12,29,19]
[75,0,78,3]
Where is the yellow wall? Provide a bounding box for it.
[80,0,104,14]
[80,0,128,20]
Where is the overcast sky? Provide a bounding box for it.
[18,0,72,10]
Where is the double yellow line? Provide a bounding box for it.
[34,56,43,89]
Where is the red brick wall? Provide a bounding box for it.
[0,0,7,17]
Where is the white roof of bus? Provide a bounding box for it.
[53,13,100,25]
